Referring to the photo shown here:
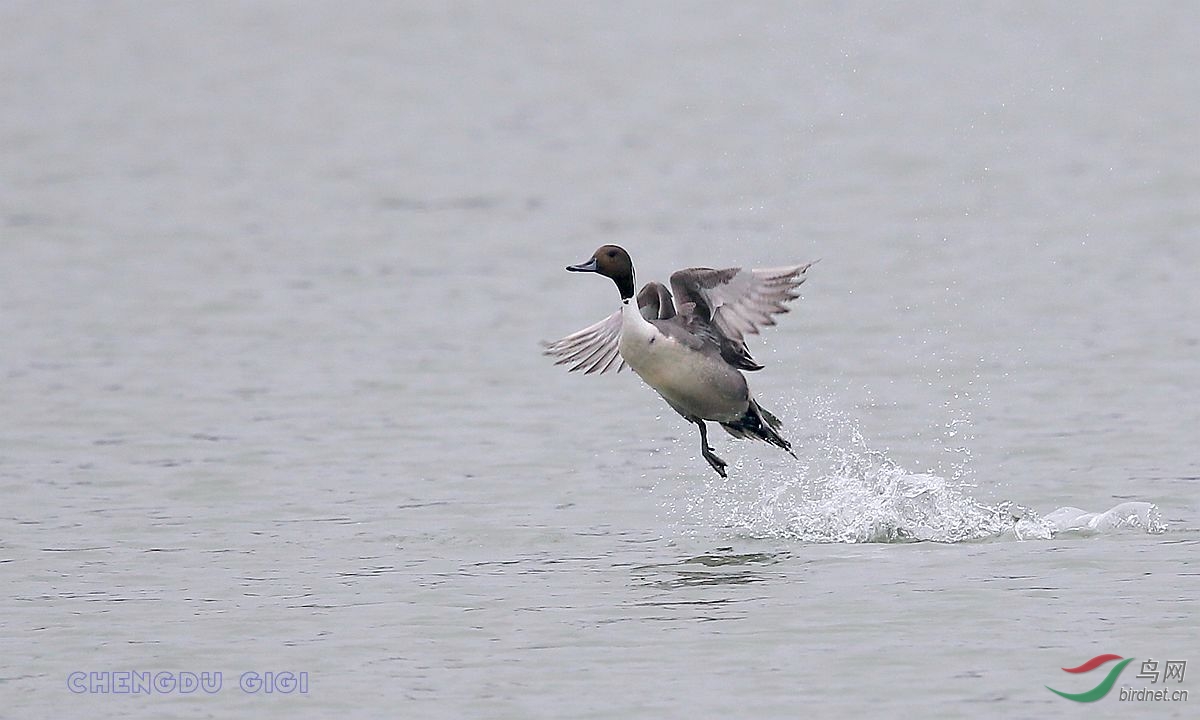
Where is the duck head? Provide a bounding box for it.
[567,244,636,300]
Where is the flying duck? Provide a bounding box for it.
[543,245,814,476]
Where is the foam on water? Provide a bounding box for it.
[660,396,1167,543]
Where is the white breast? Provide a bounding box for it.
[616,299,747,421]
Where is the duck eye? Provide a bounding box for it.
[607,250,617,258]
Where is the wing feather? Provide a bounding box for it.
[541,310,626,374]
[670,261,815,344]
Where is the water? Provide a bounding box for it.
[3,2,1198,717]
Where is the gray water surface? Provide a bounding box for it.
[3,2,1198,718]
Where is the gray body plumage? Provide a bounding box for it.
[544,245,814,476]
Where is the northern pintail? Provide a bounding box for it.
[544,245,815,476]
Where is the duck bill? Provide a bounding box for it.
[566,258,598,273]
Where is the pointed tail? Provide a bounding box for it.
[719,398,796,457]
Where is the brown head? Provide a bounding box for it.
[566,245,636,300]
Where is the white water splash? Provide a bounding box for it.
[660,396,1167,543]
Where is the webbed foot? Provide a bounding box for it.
[702,447,728,478]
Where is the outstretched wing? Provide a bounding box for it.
[541,310,626,374]
[670,261,815,344]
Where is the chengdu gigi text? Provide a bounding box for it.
[67,670,308,695]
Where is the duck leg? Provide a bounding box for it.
[693,419,728,477]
